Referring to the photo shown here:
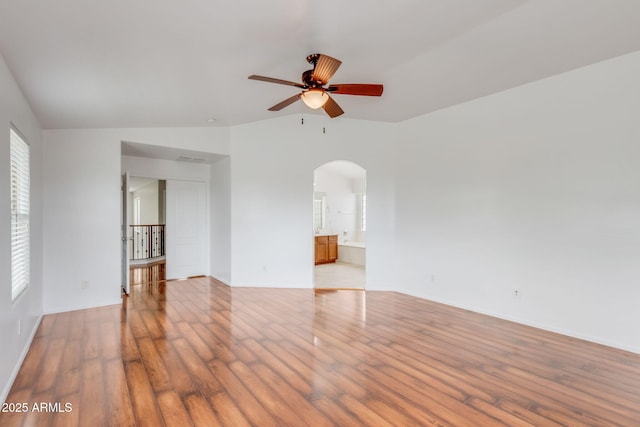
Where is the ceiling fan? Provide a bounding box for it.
[248,54,383,118]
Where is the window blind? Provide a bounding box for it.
[10,128,30,301]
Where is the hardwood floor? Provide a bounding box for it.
[2,277,640,426]
[129,260,166,287]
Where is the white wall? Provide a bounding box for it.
[353,176,366,243]
[229,115,396,288]
[120,127,230,155]
[43,130,122,313]
[210,157,231,284]
[122,155,212,182]
[394,50,640,353]
[0,54,44,402]
[132,180,159,225]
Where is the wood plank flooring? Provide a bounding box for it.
[2,277,640,426]
[129,260,166,287]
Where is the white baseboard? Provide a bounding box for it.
[1,314,43,404]
[403,290,640,355]
[209,275,231,286]
[43,298,122,315]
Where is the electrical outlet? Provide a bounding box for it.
[82,280,90,289]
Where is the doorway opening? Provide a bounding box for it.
[121,140,218,296]
[127,177,167,287]
[313,160,366,289]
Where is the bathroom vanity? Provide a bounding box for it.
[314,234,338,265]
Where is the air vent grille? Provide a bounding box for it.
[177,156,206,163]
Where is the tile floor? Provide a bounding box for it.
[313,261,365,289]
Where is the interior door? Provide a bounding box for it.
[165,180,207,279]
[121,172,131,295]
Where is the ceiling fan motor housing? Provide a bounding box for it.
[302,70,323,88]
[306,53,321,66]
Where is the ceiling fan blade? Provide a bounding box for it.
[249,75,305,88]
[327,84,383,96]
[268,94,301,111]
[312,55,342,84]
[322,95,344,118]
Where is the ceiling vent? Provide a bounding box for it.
[177,155,206,163]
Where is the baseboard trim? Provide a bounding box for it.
[209,275,231,286]
[1,314,43,404]
[315,287,365,292]
[403,290,640,355]
[43,298,122,315]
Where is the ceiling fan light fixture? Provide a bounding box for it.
[301,89,329,109]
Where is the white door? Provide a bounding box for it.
[165,180,207,279]
[121,172,131,294]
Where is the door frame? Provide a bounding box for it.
[312,160,367,289]
[121,172,131,295]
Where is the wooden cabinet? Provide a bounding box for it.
[315,236,328,264]
[328,235,338,261]
[315,235,338,265]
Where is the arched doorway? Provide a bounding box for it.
[312,160,366,289]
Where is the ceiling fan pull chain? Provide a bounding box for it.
[301,113,304,125]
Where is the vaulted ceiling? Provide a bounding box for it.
[1,0,639,129]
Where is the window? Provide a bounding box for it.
[10,128,30,301]
[134,197,141,225]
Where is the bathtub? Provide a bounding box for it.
[338,241,366,266]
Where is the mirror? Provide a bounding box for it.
[313,192,326,232]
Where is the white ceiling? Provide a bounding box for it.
[1,0,640,129]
